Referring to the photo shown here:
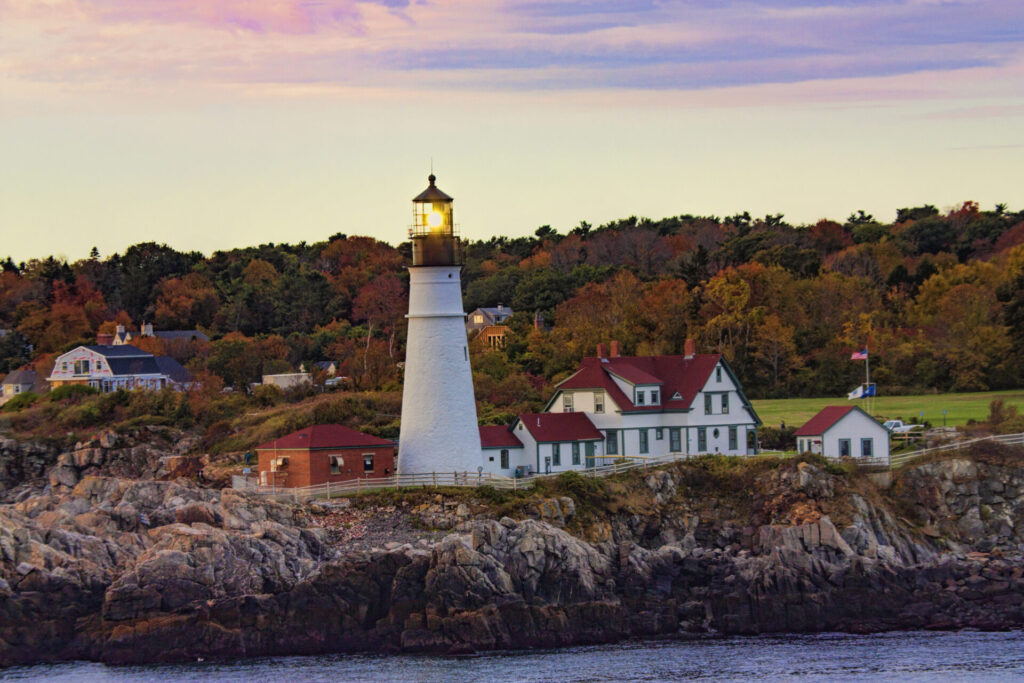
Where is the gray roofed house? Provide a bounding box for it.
[152,329,210,343]
[111,323,209,347]
[155,356,192,384]
[1,368,38,404]
[467,304,513,332]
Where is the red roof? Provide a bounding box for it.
[794,406,857,436]
[517,412,603,443]
[605,363,663,385]
[479,425,524,449]
[256,424,394,450]
[557,354,722,413]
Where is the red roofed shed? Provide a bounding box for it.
[256,424,395,488]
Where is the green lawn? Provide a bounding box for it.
[751,389,1024,428]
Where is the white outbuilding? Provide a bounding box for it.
[794,405,889,463]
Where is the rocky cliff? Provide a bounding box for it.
[1,441,1023,666]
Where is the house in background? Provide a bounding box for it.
[261,373,312,391]
[47,345,193,392]
[794,405,890,462]
[301,360,339,376]
[466,304,513,333]
[110,323,209,346]
[472,325,510,350]
[1,368,39,405]
[256,424,396,488]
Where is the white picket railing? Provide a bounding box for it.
[240,434,1024,502]
[888,432,1024,469]
[243,450,768,501]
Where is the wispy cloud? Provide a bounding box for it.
[2,0,1023,98]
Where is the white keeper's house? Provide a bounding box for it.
[478,339,762,476]
[47,345,193,392]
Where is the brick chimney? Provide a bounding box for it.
[610,340,620,357]
[684,338,696,359]
[96,333,114,345]
[596,343,607,358]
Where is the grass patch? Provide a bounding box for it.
[752,389,1024,428]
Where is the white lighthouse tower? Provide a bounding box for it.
[398,174,482,474]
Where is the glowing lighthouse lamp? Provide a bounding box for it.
[398,174,482,475]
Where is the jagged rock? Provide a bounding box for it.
[1,448,1024,666]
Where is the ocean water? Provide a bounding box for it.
[4,631,1024,682]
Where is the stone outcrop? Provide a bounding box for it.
[1,449,1023,666]
[1,428,202,503]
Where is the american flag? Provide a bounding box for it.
[850,349,868,360]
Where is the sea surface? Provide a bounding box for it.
[5,631,1024,682]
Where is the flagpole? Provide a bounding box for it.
[865,345,871,415]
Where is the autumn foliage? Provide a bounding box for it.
[2,201,1024,409]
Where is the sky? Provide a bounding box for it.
[1,0,1023,263]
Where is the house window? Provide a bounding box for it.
[572,443,581,466]
[500,449,509,469]
[669,428,681,452]
[656,428,664,440]
[363,453,374,472]
[606,430,618,455]
[552,443,561,467]
[594,392,604,413]
[473,314,483,324]
[697,428,707,452]
[861,438,873,458]
[639,429,649,454]
[651,390,659,405]
[729,427,738,451]
[61,362,68,373]
[716,366,722,382]
[73,360,90,375]
[563,394,573,412]
[636,391,645,406]
[721,394,729,414]
[330,455,344,474]
[838,439,851,457]
[704,394,712,414]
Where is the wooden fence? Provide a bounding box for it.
[243,450,768,502]
[888,432,1024,469]
[240,434,1024,502]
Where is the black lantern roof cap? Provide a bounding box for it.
[413,174,453,203]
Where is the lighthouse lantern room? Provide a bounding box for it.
[398,174,482,475]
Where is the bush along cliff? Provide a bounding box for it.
[1,440,1024,666]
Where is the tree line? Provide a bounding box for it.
[3,201,1024,406]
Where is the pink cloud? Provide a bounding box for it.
[89,0,365,34]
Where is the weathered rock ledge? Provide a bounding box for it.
[2,447,1023,666]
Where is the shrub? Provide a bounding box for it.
[2,392,38,412]
[48,384,99,402]
[252,384,283,407]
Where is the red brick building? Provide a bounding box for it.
[256,424,396,488]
